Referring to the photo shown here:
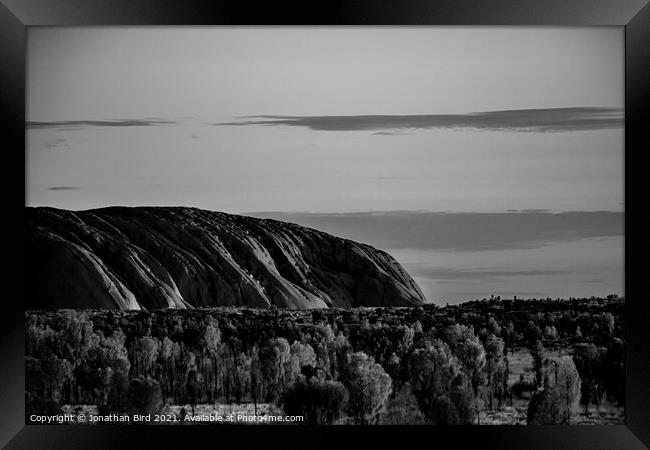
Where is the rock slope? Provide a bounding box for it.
[26,206,426,310]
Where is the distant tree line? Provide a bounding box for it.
[25,297,624,424]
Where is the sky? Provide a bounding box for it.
[26,27,624,303]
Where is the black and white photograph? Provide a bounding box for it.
[25,27,625,426]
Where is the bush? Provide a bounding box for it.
[379,384,427,425]
[527,356,581,424]
[341,352,392,425]
[527,388,564,424]
[127,377,163,415]
[429,395,458,425]
[106,370,130,413]
[282,377,348,425]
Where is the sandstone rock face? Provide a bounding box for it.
[26,207,426,310]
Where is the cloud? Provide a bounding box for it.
[48,186,81,191]
[584,278,605,284]
[247,210,623,251]
[27,119,176,129]
[408,267,565,281]
[446,291,545,297]
[216,107,623,133]
[372,131,406,136]
[44,138,68,149]
[506,209,551,213]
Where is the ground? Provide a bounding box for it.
[60,403,284,425]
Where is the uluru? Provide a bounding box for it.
[26,206,426,310]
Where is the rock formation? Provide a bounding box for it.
[26,206,426,310]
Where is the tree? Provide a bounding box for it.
[204,319,222,355]
[52,310,97,364]
[132,336,159,378]
[543,325,558,340]
[407,339,474,424]
[26,356,73,405]
[186,367,202,414]
[259,338,292,403]
[503,354,512,406]
[530,340,545,388]
[484,333,507,410]
[487,317,501,337]
[233,352,251,404]
[341,352,392,424]
[107,370,130,413]
[443,325,486,421]
[159,336,181,401]
[527,386,563,425]
[203,319,222,404]
[250,345,263,415]
[282,378,349,425]
[527,356,581,424]
[525,321,544,346]
[24,299,622,425]
[503,321,521,355]
[602,339,625,405]
[379,383,427,425]
[290,341,317,369]
[601,313,615,334]
[441,325,486,395]
[554,356,582,424]
[573,343,599,416]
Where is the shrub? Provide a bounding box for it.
[127,377,163,415]
[282,377,348,425]
[379,384,427,425]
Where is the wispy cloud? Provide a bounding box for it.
[27,119,176,129]
[584,278,605,284]
[44,138,68,149]
[447,291,545,297]
[48,186,81,191]
[216,107,623,133]
[248,210,623,251]
[372,131,405,136]
[409,267,565,281]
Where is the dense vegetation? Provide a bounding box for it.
[25,296,624,425]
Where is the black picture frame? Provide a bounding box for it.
[1,1,648,448]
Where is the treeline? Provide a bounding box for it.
[25,297,624,424]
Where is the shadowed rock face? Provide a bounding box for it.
[26,206,426,310]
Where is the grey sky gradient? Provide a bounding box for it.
[247,210,624,301]
[388,236,623,302]
[26,27,624,303]
[27,27,623,120]
[245,210,623,251]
